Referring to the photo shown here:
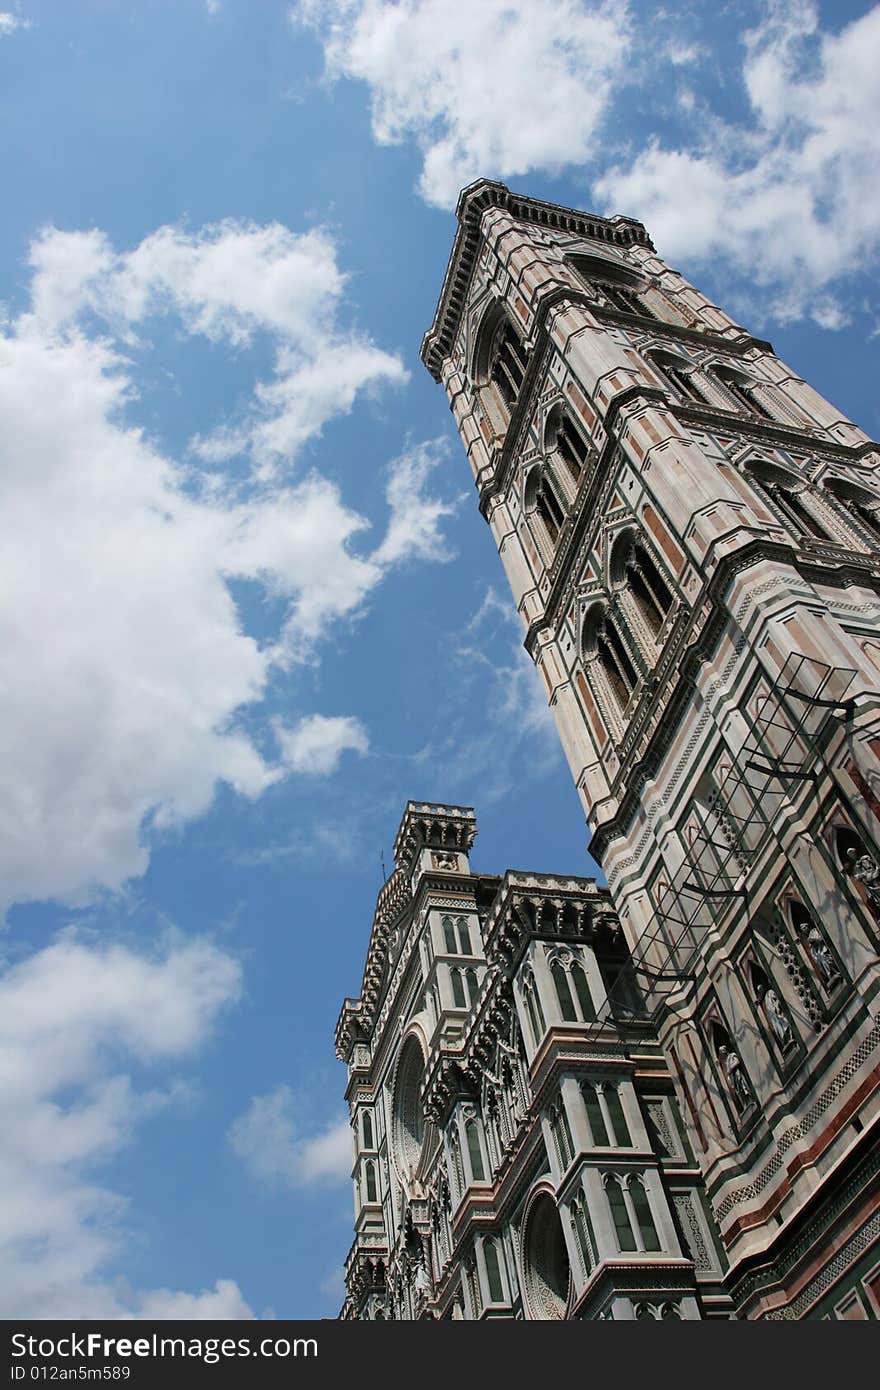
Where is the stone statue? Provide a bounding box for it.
[718,1042,753,1113]
[846,846,880,913]
[761,985,795,1051]
[798,918,840,989]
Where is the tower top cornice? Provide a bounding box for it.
[420,180,653,382]
[393,800,477,872]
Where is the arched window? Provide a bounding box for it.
[523,968,547,1045]
[605,1088,631,1147]
[465,1118,486,1182]
[362,1110,374,1150]
[613,531,674,639]
[465,967,480,1007]
[596,280,655,318]
[548,408,591,487]
[745,460,832,542]
[823,475,880,548]
[443,915,457,953]
[605,1176,637,1251]
[451,968,466,1008]
[629,1177,660,1251]
[596,609,639,710]
[582,1083,609,1145]
[712,367,776,419]
[457,917,472,954]
[364,1160,378,1204]
[649,353,703,403]
[526,466,567,546]
[484,1238,505,1302]
[551,960,577,1022]
[661,1302,681,1320]
[571,1197,592,1274]
[570,962,595,1021]
[489,321,528,411]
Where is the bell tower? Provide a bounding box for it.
[422,181,880,1318]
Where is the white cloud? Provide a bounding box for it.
[0,223,454,910]
[0,12,28,37]
[275,714,369,775]
[0,932,253,1319]
[594,1,880,323]
[28,220,409,470]
[229,1086,351,1187]
[373,439,461,567]
[296,0,631,207]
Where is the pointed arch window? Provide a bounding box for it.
[484,1238,505,1302]
[457,917,472,954]
[551,960,577,1022]
[550,409,591,487]
[465,1118,486,1182]
[649,353,703,403]
[570,1197,592,1275]
[443,915,457,953]
[823,475,880,548]
[464,967,480,1007]
[629,1177,660,1251]
[605,1176,637,1251]
[605,1088,631,1147]
[582,1083,609,1146]
[571,962,595,1021]
[597,610,639,710]
[597,280,656,318]
[361,1110,374,1150]
[713,368,776,420]
[745,460,833,543]
[451,968,467,1008]
[364,1160,378,1204]
[490,321,528,411]
[614,533,673,639]
[523,968,546,1045]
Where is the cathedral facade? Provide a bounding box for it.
[337,184,880,1319]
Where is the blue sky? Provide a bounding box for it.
[0,0,878,1319]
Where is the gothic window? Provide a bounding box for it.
[789,901,843,994]
[823,475,880,548]
[551,960,577,1022]
[465,1118,486,1182]
[596,607,639,710]
[443,915,457,952]
[712,367,776,420]
[629,1177,661,1251]
[571,962,595,1021]
[661,1302,682,1320]
[464,967,480,1006]
[547,407,591,488]
[525,465,567,549]
[489,321,528,412]
[364,1160,378,1204]
[448,1128,465,1200]
[613,530,674,640]
[549,1100,574,1170]
[582,1082,610,1146]
[361,1110,374,1150]
[744,459,833,542]
[457,916,473,954]
[523,967,547,1045]
[570,1196,593,1275]
[605,1176,637,1251]
[596,279,656,318]
[483,1238,506,1303]
[451,968,467,1008]
[604,1087,631,1146]
[648,352,703,403]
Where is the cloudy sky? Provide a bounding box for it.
[0,0,878,1319]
